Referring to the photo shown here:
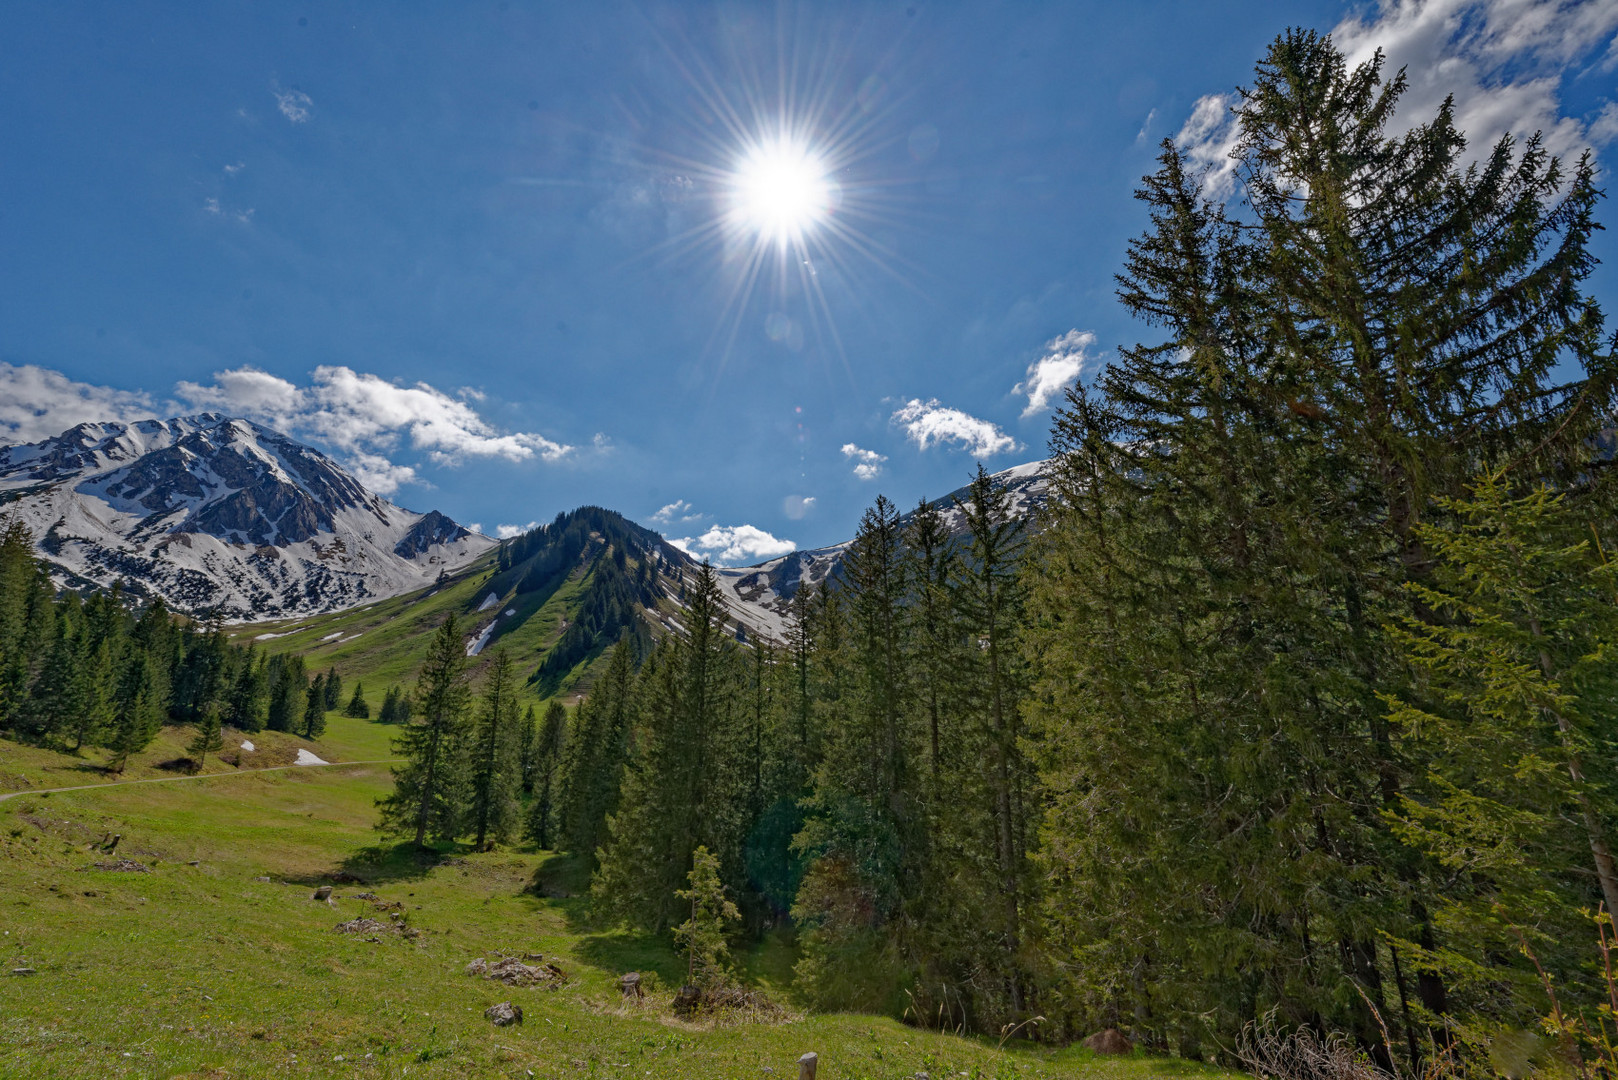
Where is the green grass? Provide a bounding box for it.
[0,730,1238,1080]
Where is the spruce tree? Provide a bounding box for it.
[467,647,520,849]
[108,652,162,773]
[188,703,225,772]
[323,666,342,710]
[302,679,327,740]
[594,563,747,929]
[675,845,740,988]
[344,681,370,718]
[1025,28,1618,1054]
[560,638,635,862]
[376,614,471,848]
[525,699,566,849]
[1386,473,1618,1019]
[517,704,537,795]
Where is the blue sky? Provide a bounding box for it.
[2,1,1616,562]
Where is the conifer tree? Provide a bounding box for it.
[1386,473,1618,1018]
[467,647,520,849]
[302,678,327,739]
[376,614,471,848]
[525,699,566,849]
[224,650,265,733]
[517,704,537,794]
[265,654,306,732]
[904,496,957,786]
[594,563,746,929]
[188,703,225,772]
[344,681,370,718]
[323,666,342,710]
[108,651,163,773]
[1025,28,1618,1053]
[675,845,740,988]
[560,638,636,862]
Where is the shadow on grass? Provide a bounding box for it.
[282,839,462,886]
[523,850,685,984]
[574,927,686,986]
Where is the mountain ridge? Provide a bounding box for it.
[0,413,495,620]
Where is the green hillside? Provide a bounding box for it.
[230,507,682,715]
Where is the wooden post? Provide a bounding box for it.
[798,1051,818,1079]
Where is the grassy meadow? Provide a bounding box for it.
[0,715,1236,1080]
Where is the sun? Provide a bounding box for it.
[729,135,838,247]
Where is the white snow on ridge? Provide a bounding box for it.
[477,592,500,612]
[294,749,328,766]
[0,414,495,621]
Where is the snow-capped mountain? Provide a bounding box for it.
[712,458,1053,639]
[0,414,495,619]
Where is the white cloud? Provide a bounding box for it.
[0,363,161,444]
[467,523,483,535]
[224,162,245,176]
[650,499,703,525]
[891,399,1020,457]
[273,85,313,123]
[1179,0,1618,196]
[1135,108,1158,144]
[175,365,573,494]
[1014,329,1096,417]
[204,196,254,224]
[840,442,887,480]
[781,494,816,520]
[495,521,539,540]
[670,524,796,566]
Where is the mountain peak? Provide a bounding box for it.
[0,415,493,620]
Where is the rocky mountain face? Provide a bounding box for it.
[0,414,495,619]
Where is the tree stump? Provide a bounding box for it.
[798,1051,818,1079]
[619,972,644,999]
[312,885,333,902]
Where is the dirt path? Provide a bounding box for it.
[0,758,400,802]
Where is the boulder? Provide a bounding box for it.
[1082,1028,1134,1055]
[485,1001,522,1027]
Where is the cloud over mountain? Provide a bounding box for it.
[176,365,572,493]
[1014,329,1095,417]
[670,523,796,566]
[0,364,161,444]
